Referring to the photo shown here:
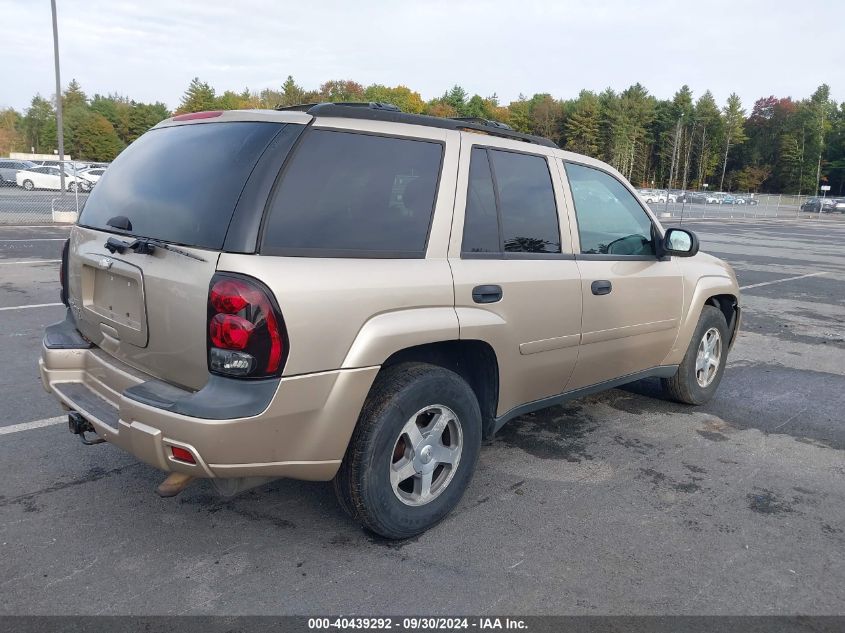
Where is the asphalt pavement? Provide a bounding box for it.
[0,218,843,615]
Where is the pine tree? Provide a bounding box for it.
[719,94,748,191]
[176,78,217,114]
[564,91,601,157]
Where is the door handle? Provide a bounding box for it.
[472,285,503,304]
[591,280,612,296]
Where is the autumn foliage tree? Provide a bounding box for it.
[5,76,843,194]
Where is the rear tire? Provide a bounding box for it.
[333,362,482,539]
[23,179,34,191]
[661,305,729,405]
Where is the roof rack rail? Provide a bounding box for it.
[275,101,401,112]
[450,117,514,131]
[274,102,558,148]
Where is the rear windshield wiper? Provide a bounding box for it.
[104,236,206,262]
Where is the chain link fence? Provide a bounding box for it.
[1,164,844,225]
[644,192,845,222]
[0,159,95,224]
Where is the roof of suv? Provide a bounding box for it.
[278,102,559,148]
[155,102,558,149]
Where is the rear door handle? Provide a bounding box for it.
[472,285,503,304]
[591,280,612,296]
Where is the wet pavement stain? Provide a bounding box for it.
[638,468,703,494]
[697,430,729,442]
[497,405,596,462]
[747,488,796,515]
[613,435,655,454]
[606,395,649,415]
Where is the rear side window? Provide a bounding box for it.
[461,147,561,255]
[262,130,443,257]
[462,148,500,253]
[79,121,287,249]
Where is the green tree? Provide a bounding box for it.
[65,109,124,161]
[692,91,722,188]
[23,95,55,153]
[528,94,562,143]
[719,93,747,191]
[443,85,469,116]
[62,79,88,110]
[176,77,217,114]
[507,95,531,133]
[0,108,24,156]
[127,102,170,142]
[363,84,425,113]
[90,94,131,142]
[216,89,248,110]
[802,84,834,194]
[564,91,601,157]
[319,79,364,102]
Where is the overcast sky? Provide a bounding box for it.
[2,0,842,113]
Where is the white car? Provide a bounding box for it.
[78,166,106,185]
[639,189,677,204]
[16,166,92,192]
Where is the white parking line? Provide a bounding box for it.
[0,259,61,265]
[0,416,65,435]
[0,238,67,242]
[740,271,830,290]
[0,302,63,312]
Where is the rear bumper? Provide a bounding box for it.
[40,314,379,481]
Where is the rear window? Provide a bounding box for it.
[79,121,287,250]
[261,130,443,257]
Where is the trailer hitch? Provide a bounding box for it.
[68,411,105,445]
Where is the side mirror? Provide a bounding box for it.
[661,228,699,257]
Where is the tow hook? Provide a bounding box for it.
[68,411,105,445]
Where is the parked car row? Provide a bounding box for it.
[0,158,108,192]
[638,189,760,206]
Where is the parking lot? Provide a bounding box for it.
[0,186,833,225]
[0,218,843,615]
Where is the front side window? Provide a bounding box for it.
[564,162,655,257]
[461,147,561,255]
[262,130,443,257]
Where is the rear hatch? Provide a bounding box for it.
[68,116,293,390]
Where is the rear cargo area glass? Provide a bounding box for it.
[79,121,286,250]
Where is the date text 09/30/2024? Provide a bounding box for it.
[307,617,528,630]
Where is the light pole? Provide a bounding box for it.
[51,0,65,195]
[665,113,683,215]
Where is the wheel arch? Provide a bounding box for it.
[663,275,740,365]
[380,340,500,439]
[705,293,739,346]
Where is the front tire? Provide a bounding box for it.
[661,305,729,405]
[334,362,482,539]
[22,179,34,191]
[68,182,77,192]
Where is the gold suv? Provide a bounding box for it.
[40,103,740,538]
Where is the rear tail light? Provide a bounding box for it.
[59,238,69,306]
[207,273,287,378]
